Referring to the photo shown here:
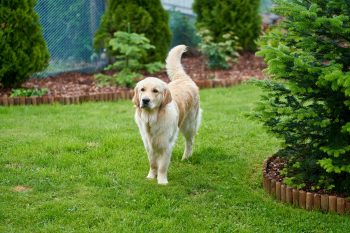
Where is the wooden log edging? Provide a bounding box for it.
[262,157,350,215]
[0,78,242,106]
[0,90,134,107]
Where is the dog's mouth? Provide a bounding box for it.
[141,103,151,109]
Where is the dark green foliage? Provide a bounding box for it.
[10,88,48,97]
[256,0,350,194]
[94,0,171,62]
[169,11,200,48]
[193,0,261,51]
[197,28,240,69]
[0,0,49,87]
[95,30,163,88]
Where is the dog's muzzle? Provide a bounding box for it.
[141,98,151,108]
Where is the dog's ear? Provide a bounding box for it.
[161,88,172,108]
[132,87,140,108]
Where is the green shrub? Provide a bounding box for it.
[197,28,240,69]
[94,0,171,62]
[256,0,350,195]
[169,10,200,48]
[95,30,163,88]
[0,0,49,88]
[10,88,48,97]
[193,0,261,51]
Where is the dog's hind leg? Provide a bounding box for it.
[181,108,202,161]
[182,133,194,161]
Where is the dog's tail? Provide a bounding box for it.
[166,45,189,81]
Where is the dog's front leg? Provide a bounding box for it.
[157,152,171,185]
[146,152,157,179]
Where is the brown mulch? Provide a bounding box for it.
[0,53,266,98]
[266,156,347,197]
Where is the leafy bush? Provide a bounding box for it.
[95,30,163,87]
[197,28,240,69]
[256,0,350,195]
[94,0,171,62]
[169,10,200,48]
[11,88,48,97]
[0,0,49,88]
[193,0,261,51]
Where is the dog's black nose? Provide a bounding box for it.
[142,98,150,105]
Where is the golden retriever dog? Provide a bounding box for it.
[132,45,202,185]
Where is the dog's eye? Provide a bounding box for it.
[140,88,145,92]
[153,89,159,93]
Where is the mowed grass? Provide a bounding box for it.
[0,83,349,232]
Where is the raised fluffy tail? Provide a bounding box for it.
[166,45,188,81]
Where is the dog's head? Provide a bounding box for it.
[133,77,172,110]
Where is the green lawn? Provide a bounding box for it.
[1,84,349,232]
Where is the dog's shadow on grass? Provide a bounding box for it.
[178,146,235,165]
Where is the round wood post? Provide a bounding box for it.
[345,199,350,214]
[313,194,321,211]
[321,194,329,211]
[121,90,127,99]
[8,97,14,106]
[31,97,37,105]
[337,197,345,214]
[270,180,276,198]
[2,96,9,106]
[263,177,269,192]
[292,189,299,206]
[281,184,286,203]
[19,97,25,105]
[299,190,306,209]
[266,178,271,194]
[276,182,281,201]
[286,186,293,204]
[329,196,337,213]
[306,192,313,210]
[48,96,54,104]
[13,97,20,105]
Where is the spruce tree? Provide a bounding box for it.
[256,0,350,194]
[0,0,49,88]
[94,0,171,62]
[193,0,261,51]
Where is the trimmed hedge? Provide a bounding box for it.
[193,0,261,51]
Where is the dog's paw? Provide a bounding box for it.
[146,174,156,180]
[157,176,168,185]
[146,169,157,180]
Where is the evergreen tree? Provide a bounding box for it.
[94,0,171,62]
[169,11,200,48]
[0,0,49,88]
[256,0,350,194]
[193,0,261,51]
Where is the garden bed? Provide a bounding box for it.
[0,53,265,106]
[263,156,350,215]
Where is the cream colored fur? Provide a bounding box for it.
[133,45,202,185]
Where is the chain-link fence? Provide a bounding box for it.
[34,0,107,77]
